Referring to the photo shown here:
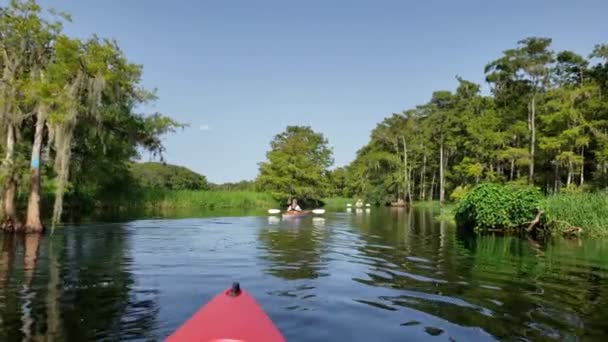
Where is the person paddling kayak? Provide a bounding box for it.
[287,198,302,212]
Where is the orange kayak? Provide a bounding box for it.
[166,282,285,342]
[282,210,311,218]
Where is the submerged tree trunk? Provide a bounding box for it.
[439,137,445,203]
[23,107,46,233]
[21,233,40,340]
[2,125,18,231]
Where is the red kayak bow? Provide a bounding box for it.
[166,283,285,342]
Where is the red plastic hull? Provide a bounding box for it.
[166,287,285,342]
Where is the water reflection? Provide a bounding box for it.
[344,208,608,341]
[0,224,161,341]
[257,218,330,280]
[0,209,606,341]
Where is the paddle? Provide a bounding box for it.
[268,208,325,215]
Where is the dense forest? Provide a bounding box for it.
[130,162,209,191]
[330,38,608,204]
[0,1,181,232]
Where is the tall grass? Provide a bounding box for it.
[128,190,278,210]
[543,192,608,236]
[321,197,354,210]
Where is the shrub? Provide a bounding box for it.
[455,183,542,232]
[449,185,471,202]
[508,186,542,226]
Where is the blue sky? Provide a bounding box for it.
[37,0,608,183]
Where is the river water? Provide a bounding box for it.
[0,207,607,341]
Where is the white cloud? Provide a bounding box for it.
[199,124,211,131]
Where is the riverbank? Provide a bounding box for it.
[321,197,355,210]
[413,192,608,236]
[543,192,608,236]
[123,190,278,210]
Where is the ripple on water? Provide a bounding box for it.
[0,210,606,342]
[405,256,434,263]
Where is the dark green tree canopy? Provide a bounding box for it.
[129,162,209,191]
[256,126,333,202]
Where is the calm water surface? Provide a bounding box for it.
[0,208,607,341]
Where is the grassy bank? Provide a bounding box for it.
[321,197,354,210]
[130,190,278,210]
[543,192,608,236]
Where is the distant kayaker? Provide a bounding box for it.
[355,199,364,208]
[287,198,302,212]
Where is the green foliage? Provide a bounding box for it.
[449,185,471,202]
[508,185,543,226]
[336,35,608,206]
[256,126,333,201]
[320,197,354,210]
[455,183,542,232]
[327,167,349,197]
[129,162,209,191]
[209,180,256,191]
[0,0,185,225]
[543,192,608,236]
[129,190,277,210]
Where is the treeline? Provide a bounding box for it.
[0,1,181,232]
[209,180,256,192]
[331,37,608,204]
[130,162,209,191]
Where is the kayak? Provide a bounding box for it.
[281,210,311,219]
[166,282,285,342]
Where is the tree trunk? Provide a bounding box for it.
[395,139,400,200]
[567,160,573,187]
[408,166,413,204]
[554,163,562,192]
[23,107,46,233]
[517,167,521,180]
[580,147,585,186]
[2,125,18,231]
[529,95,536,183]
[510,158,515,181]
[401,136,410,203]
[439,137,445,203]
[420,152,426,201]
[429,172,436,201]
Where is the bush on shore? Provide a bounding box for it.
[455,183,542,233]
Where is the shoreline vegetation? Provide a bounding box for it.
[129,190,278,211]
[1,1,607,240]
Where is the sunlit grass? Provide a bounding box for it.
[543,192,608,236]
[134,190,278,210]
[321,197,354,210]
